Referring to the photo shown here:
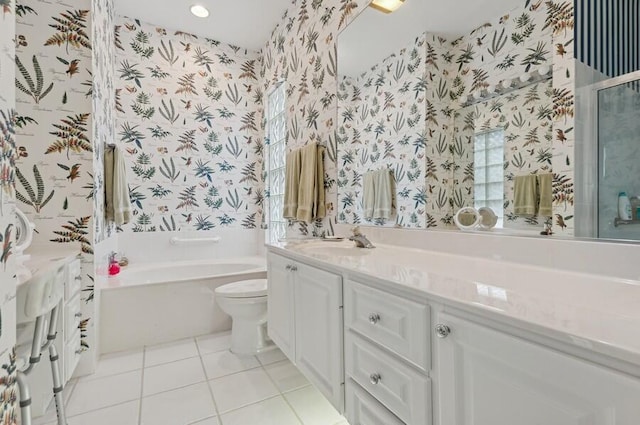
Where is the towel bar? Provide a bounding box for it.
[170,236,221,245]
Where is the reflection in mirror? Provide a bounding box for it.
[452,81,554,232]
[336,0,564,233]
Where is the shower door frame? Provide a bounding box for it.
[588,69,640,239]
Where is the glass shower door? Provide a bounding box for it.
[597,75,640,240]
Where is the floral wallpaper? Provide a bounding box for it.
[15,0,117,376]
[337,34,428,228]
[453,81,554,229]
[260,0,370,237]
[0,0,18,421]
[114,17,263,233]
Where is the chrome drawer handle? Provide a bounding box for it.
[368,313,381,325]
[369,373,382,385]
[75,313,82,318]
[435,324,451,338]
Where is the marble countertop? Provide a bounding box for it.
[268,240,640,367]
[18,247,80,286]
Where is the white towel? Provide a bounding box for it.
[363,171,375,220]
[105,146,132,226]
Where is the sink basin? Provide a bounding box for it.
[297,242,374,257]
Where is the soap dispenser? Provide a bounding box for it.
[618,192,632,220]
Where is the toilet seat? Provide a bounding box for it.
[215,279,267,298]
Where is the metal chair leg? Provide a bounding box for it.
[16,371,32,425]
[48,343,67,425]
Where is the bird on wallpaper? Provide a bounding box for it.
[182,100,192,110]
[180,42,192,52]
[529,0,543,11]
[556,43,567,57]
[66,59,80,78]
[124,23,136,31]
[556,129,568,143]
[499,14,510,24]
[126,147,138,155]
[555,215,567,230]
[57,163,82,182]
[182,213,193,224]
[198,71,208,77]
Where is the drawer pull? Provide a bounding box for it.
[369,373,382,385]
[75,313,82,318]
[368,313,381,325]
[435,324,451,338]
[290,265,298,272]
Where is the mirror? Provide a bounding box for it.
[336,0,563,232]
[336,0,640,242]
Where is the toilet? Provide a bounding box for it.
[214,279,272,355]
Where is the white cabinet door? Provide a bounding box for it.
[435,312,640,425]
[267,253,296,362]
[294,262,344,412]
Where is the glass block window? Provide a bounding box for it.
[474,129,504,227]
[266,83,287,244]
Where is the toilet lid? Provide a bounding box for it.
[215,279,268,298]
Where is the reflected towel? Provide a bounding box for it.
[363,171,375,220]
[513,175,538,216]
[104,146,132,226]
[373,169,393,220]
[314,145,326,220]
[537,173,553,216]
[283,149,301,219]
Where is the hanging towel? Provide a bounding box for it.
[537,173,553,217]
[314,145,326,220]
[363,171,376,220]
[513,175,538,216]
[104,146,132,226]
[373,169,394,219]
[296,143,320,223]
[283,149,301,219]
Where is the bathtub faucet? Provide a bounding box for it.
[349,226,375,249]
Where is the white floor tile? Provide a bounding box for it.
[145,338,199,367]
[143,357,206,396]
[208,368,279,413]
[256,347,288,365]
[285,386,344,425]
[196,332,232,355]
[140,382,216,425]
[189,417,220,425]
[264,360,310,393]
[81,349,144,381]
[67,400,139,425]
[220,396,301,425]
[200,349,260,380]
[66,370,141,417]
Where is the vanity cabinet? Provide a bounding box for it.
[267,252,344,411]
[435,312,640,425]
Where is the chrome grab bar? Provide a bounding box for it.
[170,236,221,245]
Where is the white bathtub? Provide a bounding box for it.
[100,257,266,353]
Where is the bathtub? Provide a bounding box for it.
[100,257,266,353]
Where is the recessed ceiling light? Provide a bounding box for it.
[190,4,209,18]
[370,0,405,13]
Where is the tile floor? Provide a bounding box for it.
[34,332,348,425]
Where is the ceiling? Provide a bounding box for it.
[113,0,292,51]
[339,0,518,78]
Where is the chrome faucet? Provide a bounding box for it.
[349,226,375,249]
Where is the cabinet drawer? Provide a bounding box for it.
[346,333,431,425]
[345,279,430,370]
[65,329,82,382]
[64,293,82,341]
[346,379,405,425]
[66,258,82,300]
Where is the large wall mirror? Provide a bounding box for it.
[336,0,640,242]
